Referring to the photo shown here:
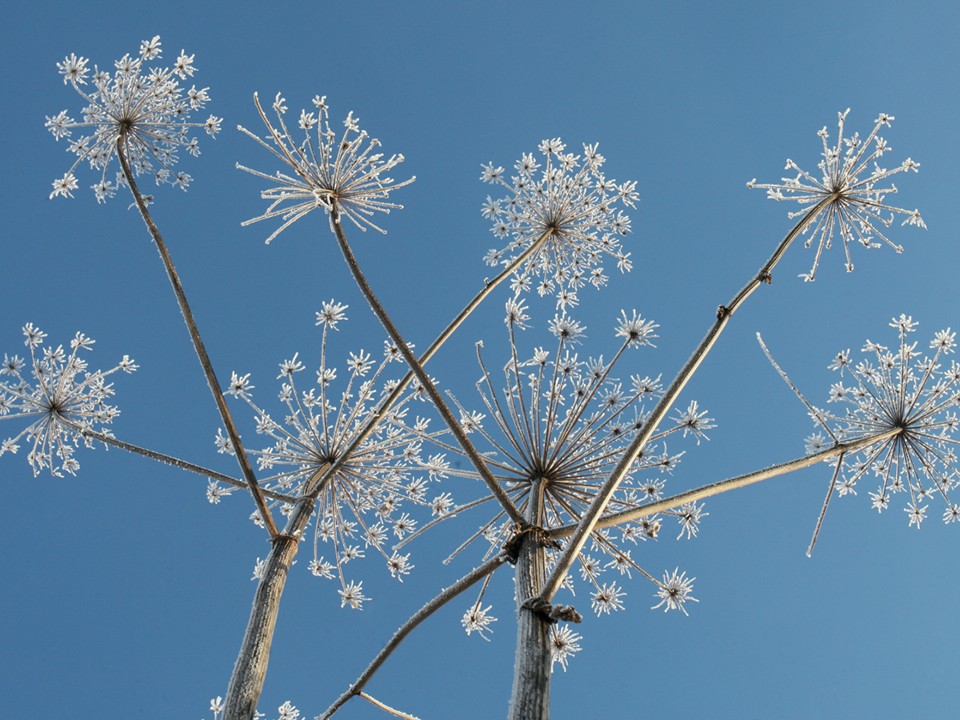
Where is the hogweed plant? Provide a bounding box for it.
[11,33,940,720]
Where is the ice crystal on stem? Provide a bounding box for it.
[417,301,709,612]
[238,93,415,242]
[46,36,221,201]
[480,139,637,304]
[0,325,135,476]
[217,305,444,600]
[748,109,924,281]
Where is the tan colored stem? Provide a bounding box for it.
[116,134,279,539]
[546,429,899,538]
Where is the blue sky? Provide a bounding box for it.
[3,1,959,718]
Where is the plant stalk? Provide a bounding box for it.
[546,429,899,539]
[507,478,551,720]
[116,135,279,539]
[321,554,507,719]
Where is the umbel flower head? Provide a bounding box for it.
[45,36,222,201]
[480,138,638,306]
[415,300,709,623]
[238,93,415,242]
[804,315,960,530]
[214,303,445,603]
[748,109,924,281]
[0,324,136,476]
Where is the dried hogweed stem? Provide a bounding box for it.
[117,135,279,539]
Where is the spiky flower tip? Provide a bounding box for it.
[417,301,712,615]
[480,138,638,306]
[238,93,415,242]
[45,36,221,202]
[216,303,446,602]
[748,109,924,281]
[813,315,960,527]
[0,324,136,476]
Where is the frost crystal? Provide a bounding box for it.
[46,36,221,201]
[748,110,923,280]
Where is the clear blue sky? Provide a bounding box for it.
[3,1,958,718]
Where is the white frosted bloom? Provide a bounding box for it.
[481,140,637,304]
[652,568,698,615]
[0,325,133,476]
[550,624,583,672]
[46,36,220,200]
[417,311,712,611]
[748,109,923,281]
[461,602,497,640]
[238,93,414,242]
[224,308,439,600]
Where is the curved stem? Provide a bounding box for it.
[545,429,899,538]
[116,134,279,539]
[321,554,508,719]
[539,198,832,601]
[328,206,524,525]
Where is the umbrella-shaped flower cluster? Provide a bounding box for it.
[45,35,221,201]
[748,109,924,281]
[412,301,711,629]
[238,93,415,242]
[807,315,960,528]
[0,324,136,476]
[480,139,638,305]
[216,303,447,601]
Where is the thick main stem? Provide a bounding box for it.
[508,479,551,720]
[539,199,831,601]
[222,534,299,720]
[116,136,279,539]
[222,468,325,720]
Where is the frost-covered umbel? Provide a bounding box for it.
[806,315,960,529]
[481,139,637,306]
[238,93,415,242]
[748,109,924,281]
[214,303,446,604]
[0,324,136,476]
[45,36,221,201]
[417,301,710,634]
